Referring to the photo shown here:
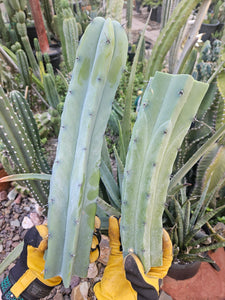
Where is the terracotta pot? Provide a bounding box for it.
[167,260,201,280]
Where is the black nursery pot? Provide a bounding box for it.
[48,44,62,72]
[167,261,201,280]
[199,20,220,42]
[27,25,37,49]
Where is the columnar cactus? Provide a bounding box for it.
[16,48,31,86]
[120,72,209,273]
[62,8,79,71]
[0,88,50,206]
[45,17,128,286]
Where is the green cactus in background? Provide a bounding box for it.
[43,73,60,108]
[41,0,55,34]
[106,0,124,23]
[0,7,10,47]
[5,0,40,77]
[45,17,128,286]
[62,7,79,71]
[0,88,50,206]
[145,0,202,78]
[16,48,31,87]
[120,72,208,273]
[195,40,222,82]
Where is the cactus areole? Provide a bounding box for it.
[45,17,128,286]
[120,72,209,273]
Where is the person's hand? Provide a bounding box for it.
[94,216,173,300]
[0,217,101,300]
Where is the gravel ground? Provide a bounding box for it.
[0,182,109,300]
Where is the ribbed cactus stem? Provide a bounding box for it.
[16,49,31,86]
[121,72,208,272]
[9,90,50,174]
[20,36,39,77]
[43,73,60,108]
[45,17,128,286]
[0,88,49,206]
[63,13,79,71]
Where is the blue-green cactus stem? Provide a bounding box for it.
[120,72,208,272]
[45,17,128,286]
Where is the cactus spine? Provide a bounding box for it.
[120,72,208,272]
[45,17,128,286]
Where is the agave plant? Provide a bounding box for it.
[164,179,225,263]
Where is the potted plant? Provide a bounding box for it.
[164,181,225,280]
[144,0,162,23]
[200,8,220,41]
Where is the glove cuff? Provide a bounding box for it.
[1,276,24,300]
[9,271,54,300]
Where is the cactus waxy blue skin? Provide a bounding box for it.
[45,17,128,286]
[120,72,209,273]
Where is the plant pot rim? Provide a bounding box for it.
[167,260,201,280]
[202,20,220,26]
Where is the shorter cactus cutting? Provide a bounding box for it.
[120,72,209,273]
[45,17,128,286]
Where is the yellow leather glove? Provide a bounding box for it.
[1,217,101,300]
[94,216,173,300]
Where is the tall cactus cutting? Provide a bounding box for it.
[120,72,209,273]
[45,17,128,286]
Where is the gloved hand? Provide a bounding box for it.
[94,216,173,300]
[0,216,101,300]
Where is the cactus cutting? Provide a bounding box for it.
[45,17,128,286]
[120,72,209,273]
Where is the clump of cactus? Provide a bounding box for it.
[45,16,128,286]
[194,39,222,82]
[35,107,61,141]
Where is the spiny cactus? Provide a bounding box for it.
[15,10,39,76]
[62,7,79,71]
[16,48,31,87]
[120,72,208,273]
[45,17,128,286]
[0,88,50,207]
[195,40,222,82]
[43,74,60,109]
